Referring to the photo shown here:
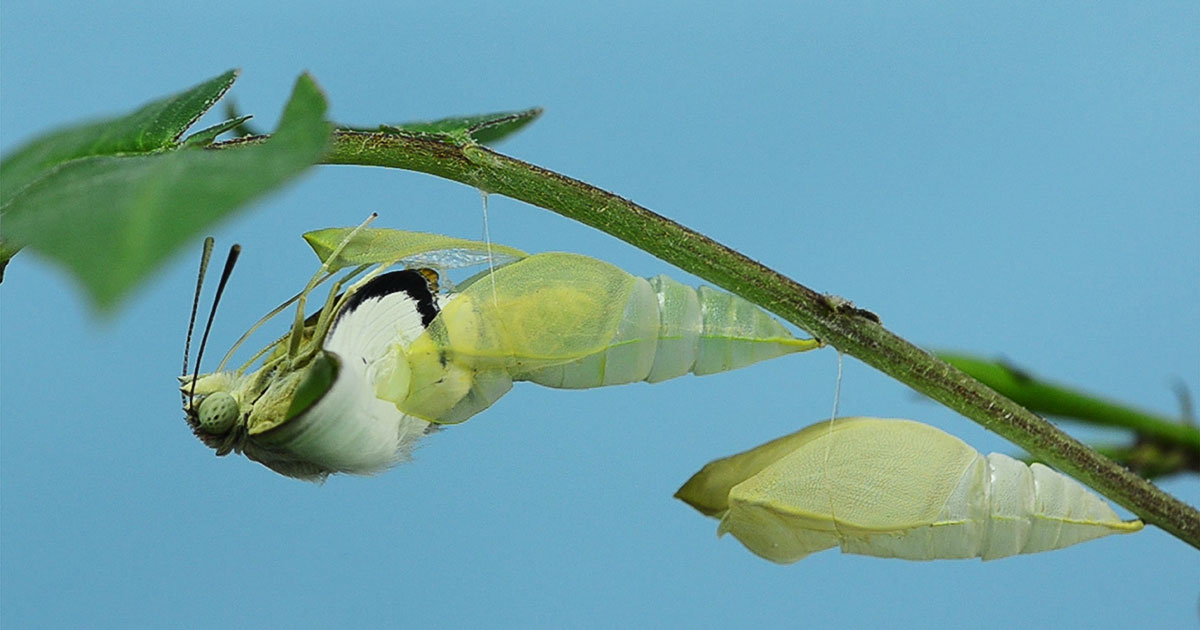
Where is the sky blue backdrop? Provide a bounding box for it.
[2,2,1197,628]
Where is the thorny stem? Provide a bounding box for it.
[217,129,1200,550]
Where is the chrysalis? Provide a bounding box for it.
[675,417,1142,561]
[180,227,820,480]
[388,248,821,424]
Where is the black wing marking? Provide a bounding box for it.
[337,270,439,328]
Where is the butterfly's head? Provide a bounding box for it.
[180,370,257,454]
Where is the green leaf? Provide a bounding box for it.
[0,69,239,207]
[220,97,265,137]
[379,107,542,145]
[0,240,16,282]
[0,73,331,310]
[182,115,254,147]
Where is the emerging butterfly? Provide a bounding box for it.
[180,223,821,480]
[675,417,1143,561]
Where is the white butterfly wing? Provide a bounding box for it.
[247,271,437,477]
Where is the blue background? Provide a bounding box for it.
[2,2,1197,628]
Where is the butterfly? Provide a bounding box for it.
[180,222,819,480]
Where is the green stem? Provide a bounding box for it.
[227,130,1200,549]
[940,353,1200,451]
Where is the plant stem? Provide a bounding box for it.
[282,129,1200,549]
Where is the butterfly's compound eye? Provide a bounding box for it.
[198,392,238,434]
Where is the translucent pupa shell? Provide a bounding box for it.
[385,249,821,423]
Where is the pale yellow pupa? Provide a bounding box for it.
[676,417,1142,562]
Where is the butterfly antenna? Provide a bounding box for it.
[189,243,242,405]
[182,237,216,404]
